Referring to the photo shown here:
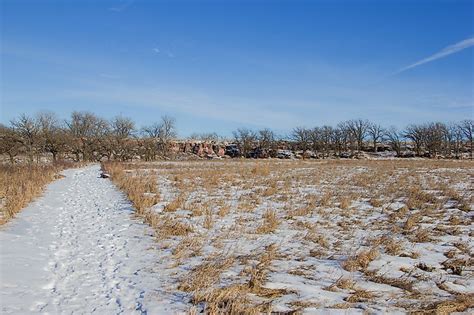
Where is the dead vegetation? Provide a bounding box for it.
[342,247,380,271]
[0,162,76,224]
[104,159,474,313]
[410,294,474,314]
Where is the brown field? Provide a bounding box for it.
[103,159,474,313]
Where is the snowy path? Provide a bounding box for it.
[0,165,181,314]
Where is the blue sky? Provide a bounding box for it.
[1,0,473,136]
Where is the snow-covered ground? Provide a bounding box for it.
[2,160,473,314]
[107,159,473,313]
[0,165,187,314]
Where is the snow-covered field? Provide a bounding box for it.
[1,160,473,314]
[105,159,473,314]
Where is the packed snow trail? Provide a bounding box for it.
[0,165,181,314]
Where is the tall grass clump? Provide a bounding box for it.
[101,162,160,216]
[0,162,72,224]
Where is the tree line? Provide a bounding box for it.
[0,112,473,163]
[0,112,177,163]
[232,119,473,159]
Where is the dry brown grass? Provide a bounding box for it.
[383,237,404,256]
[410,294,474,315]
[0,162,76,225]
[251,163,271,176]
[319,192,333,207]
[217,204,230,217]
[405,187,438,210]
[344,289,375,303]
[102,159,474,313]
[366,271,414,292]
[338,196,352,210]
[404,213,421,231]
[172,235,203,261]
[412,227,433,243]
[256,209,280,234]
[203,211,213,229]
[178,254,236,293]
[103,162,159,215]
[369,198,383,208]
[325,276,355,292]
[179,244,289,313]
[304,231,329,248]
[342,247,380,272]
[164,193,186,212]
[441,258,470,276]
[157,216,194,238]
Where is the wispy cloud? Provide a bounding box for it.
[18,83,308,130]
[394,36,474,75]
[152,47,175,58]
[109,0,134,12]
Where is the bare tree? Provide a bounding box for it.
[319,126,334,158]
[66,111,110,161]
[111,116,135,139]
[404,124,425,157]
[332,126,346,155]
[423,122,446,157]
[459,119,473,159]
[142,122,162,139]
[291,127,312,156]
[141,122,161,161]
[157,116,177,157]
[367,122,385,152]
[140,117,177,159]
[446,123,463,158]
[233,128,257,157]
[309,127,321,152]
[10,114,40,162]
[37,112,68,162]
[110,116,136,161]
[258,128,276,156]
[0,124,22,164]
[385,126,404,157]
[346,119,369,152]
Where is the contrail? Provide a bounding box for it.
[394,36,474,75]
